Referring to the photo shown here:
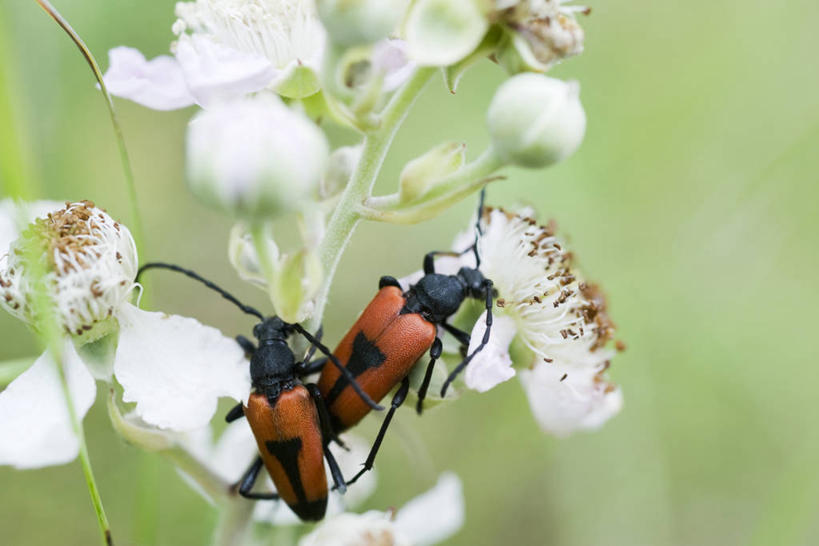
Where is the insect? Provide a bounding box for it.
[316,190,495,485]
[136,263,382,521]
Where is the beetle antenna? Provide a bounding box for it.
[441,278,494,397]
[471,187,486,268]
[290,323,385,411]
[137,262,265,320]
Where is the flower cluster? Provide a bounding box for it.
[1,0,628,542]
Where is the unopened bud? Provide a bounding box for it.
[487,74,585,168]
[405,0,488,66]
[317,0,406,47]
[320,146,361,199]
[186,94,329,219]
[399,142,466,203]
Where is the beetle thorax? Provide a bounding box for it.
[250,339,297,389]
[406,274,466,323]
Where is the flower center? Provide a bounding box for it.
[173,0,323,68]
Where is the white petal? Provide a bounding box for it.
[0,341,95,468]
[114,303,250,431]
[519,362,623,437]
[464,312,517,392]
[394,472,465,545]
[181,419,258,484]
[299,512,406,546]
[176,35,277,107]
[102,47,196,110]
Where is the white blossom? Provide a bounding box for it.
[299,473,464,546]
[103,0,325,109]
[0,201,251,468]
[436,207,622,436]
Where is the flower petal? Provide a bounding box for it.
[405,0,489,66]
[464,312,518,392]
[0,341,95,468]
[175,35,277,107]
[114,303,250,430]
[299,512,405,546]
[102,47,196,110]
[394,472,465,545]
[519,362,623,437]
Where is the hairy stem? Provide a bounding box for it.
[308,67,435,329]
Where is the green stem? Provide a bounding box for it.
[360,147,504,224]
[250,222,276,288]
[54,348,113,546]
[308,67,435,329]
[34,0,145,256]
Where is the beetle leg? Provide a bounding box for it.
[441,278,494,397]
[225,402,245,423]
[416,337,443,415]
[441,322,471,349]
[323,444,347,495]
[346,377,410,487]
[235,457,280,500]
[291,323,384,411]
[236,335,255,356]
[302,326,323,362]
[306,384,346,450]
[297,357,328,376]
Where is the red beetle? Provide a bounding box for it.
[317,201,495,485]
[137,263,381,521]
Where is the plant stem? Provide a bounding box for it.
[250,222,276,289]
[53,346,113,546]
[360,147,504,224]
[309,67,435,329]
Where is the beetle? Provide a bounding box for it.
[316,191,495,485]
[136,262,382,521]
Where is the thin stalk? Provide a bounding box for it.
[34,0,145,255]
[309,67,436,329]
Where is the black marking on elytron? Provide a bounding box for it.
[325,332,386,405]
[265,437,306,504]
[292,497,328,522]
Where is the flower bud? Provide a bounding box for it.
[487,74,585,168]
[0,201,138,342]
[405,0,488,66]
[399,142,466,203]
[317,0,406,47]
[186,93,329,219]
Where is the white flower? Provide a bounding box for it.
[0,201,251,468]
[103,0,325,109]
[0,200,137,340]
[442,207,622,436]
[495,0,587,73]
[299,473,464,546]
[186,93,329,219]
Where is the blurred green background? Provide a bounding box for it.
[1,0,818,544]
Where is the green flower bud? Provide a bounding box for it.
[187,94,329,220]
[317,0,407,47]
[399,142,466,203]
[487,74,585,168]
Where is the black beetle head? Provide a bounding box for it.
[412,274,466,323]
[253,316,289,343]
[456,267,489,299]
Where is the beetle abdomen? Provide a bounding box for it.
[317,286,436,431]
[244,389,328,521]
